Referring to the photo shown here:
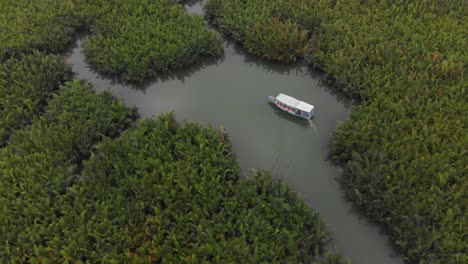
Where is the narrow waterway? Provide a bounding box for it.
[67,3,403,263]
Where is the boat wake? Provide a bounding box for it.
[308,119,319,135]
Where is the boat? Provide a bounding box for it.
[268,93,314,119]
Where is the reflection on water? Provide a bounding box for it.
[225,36,355,108]
[65,1,403,262]
[267,102,311,128]
[70,36,223,91]
[225,37,304,76]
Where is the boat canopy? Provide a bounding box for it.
[276,93,314,113]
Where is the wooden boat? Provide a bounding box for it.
[268,93,314,119]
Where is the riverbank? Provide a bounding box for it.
[68,32,401,264]
[205,0,467,262]
[0,0,349,262]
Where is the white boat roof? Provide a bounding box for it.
[276,93,314,112]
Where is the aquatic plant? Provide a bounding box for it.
[0,80,137,261]
[0,0,80,61]
[80,0,222,83]
[0,51,72,146]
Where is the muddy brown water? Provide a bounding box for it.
[67,3,403,263]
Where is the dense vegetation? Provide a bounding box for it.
[0,0,223,83]
[244,17,310,63]
[78,0,222,83]
[0,80,137,261]
[206,0,467,262]
[0,0,79,61]
[205,0,310,62]
[53,115,330,262]
[0,0,464,262]
[0,1,347,262]
[0,108,341,262]
[0,52,72,146]
[323,2,467,263]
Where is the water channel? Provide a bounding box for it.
[67,2,403,263]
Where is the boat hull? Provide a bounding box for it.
[269,96,312,120]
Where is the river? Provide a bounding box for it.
[66,2,403,263]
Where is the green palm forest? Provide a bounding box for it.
[0,0,466,263]
[0,52,72,146]
[78,0,223,83]
[0,0,80,61]
[0,0,348,263]
[206,0,467,262]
